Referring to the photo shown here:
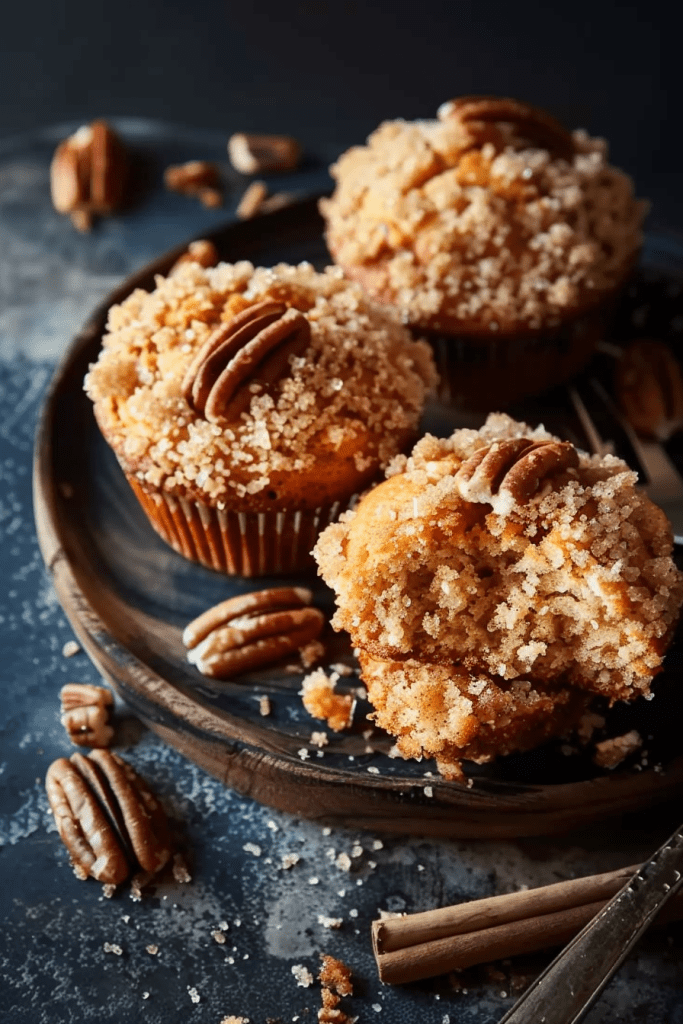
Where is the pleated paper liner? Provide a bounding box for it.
[421,301,610,411]
[127,475,354,576]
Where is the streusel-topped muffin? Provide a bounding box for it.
[85,260,436,576]
[314,414,683,778]
[321,97,647,408]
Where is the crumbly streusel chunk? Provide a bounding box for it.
[321,114,646,331]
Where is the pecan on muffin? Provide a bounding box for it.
[321,97,647,410]
[313,413,683,779]
[85,260,436,576]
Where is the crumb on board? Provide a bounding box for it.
[301,670,355,732]
[593,729,643,768]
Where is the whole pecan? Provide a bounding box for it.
[455,437,579,506]
[50,120,129,231]
[60,682,114,748]
[183,587,325,679]
[437,96,575,162]
[228,132,301,175]
[181,301,311,422]
[615,339,683,441]
[45,750,173,885]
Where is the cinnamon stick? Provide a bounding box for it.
[372,863,683,984]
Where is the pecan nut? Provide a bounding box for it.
[60,683,114,748]
[455,437,579,507]
[50,120,129,231]
[45,750,173,885]
[170,238,220,274]
[615,339,683,441]
[181,300,311,422]
[236,180,269,219]
[228,132,301,175]
[164,160,223,207]
[437,96,575,161]
[183,587,325,679]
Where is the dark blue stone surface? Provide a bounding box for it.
[1,121,681,1024]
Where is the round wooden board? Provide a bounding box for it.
[33,197,683,838]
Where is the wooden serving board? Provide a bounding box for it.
[33,197,683,838]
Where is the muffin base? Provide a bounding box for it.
[128,476,353,576]
[418,303,610,411]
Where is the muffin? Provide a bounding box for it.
[313,413,683,779]
[84,260,436,576]
[320,96,647,410]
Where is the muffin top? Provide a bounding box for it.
[314,413,683,702]
[85,261,436,510]
[321,97,647,334]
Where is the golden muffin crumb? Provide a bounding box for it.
[301,669,355,731]
[314,414,683,776]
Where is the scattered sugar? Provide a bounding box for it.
[291,964,314,988]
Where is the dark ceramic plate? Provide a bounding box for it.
[34,197,683,838]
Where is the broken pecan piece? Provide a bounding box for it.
[45,750,173,885]
[437,96,575,161]
[60,683,114,748]
[615,339,683,440]
[181,300,311,422]
[50,119,129,230]
[455,437,579,507]
[164,160,223,207]
[228,132,301,175]
[183,587,325,679]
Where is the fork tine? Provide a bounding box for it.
[569,378,683,545]
[569,377,648,481]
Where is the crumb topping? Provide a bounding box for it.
[85,262,436,505]
[321,112,646,332]
[314,413,683,704]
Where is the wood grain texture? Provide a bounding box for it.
[33,198,683,838]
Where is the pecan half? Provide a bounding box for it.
[181,301,311,422]
[228,132,301,175]
[455,437,579,506]
[183,587,325,679]
[170,238,220,274]
[615,339,683,440]
[437,96,575,161]
[50,120,129,231]
[164,160,223,207]
[45,750,173,885]
[60,683,114,748]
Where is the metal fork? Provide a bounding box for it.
[569,378,683,544]
[498,818,683,1024]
